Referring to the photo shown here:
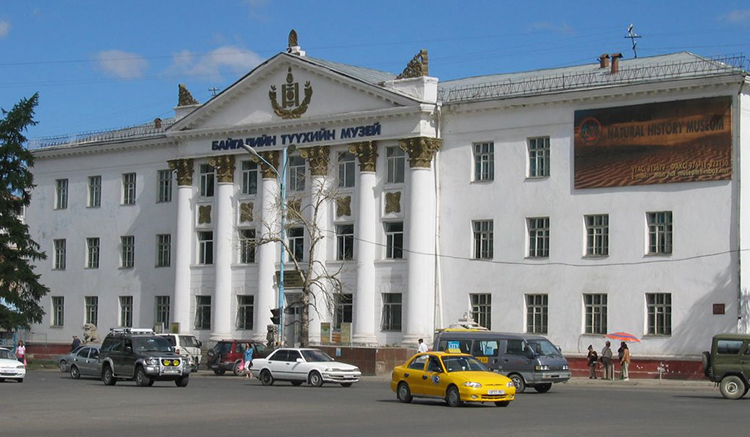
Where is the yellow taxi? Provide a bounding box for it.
[391,351,516,407]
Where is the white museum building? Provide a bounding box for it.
[24,36,750,359]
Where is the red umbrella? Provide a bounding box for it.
[606,332,641,343]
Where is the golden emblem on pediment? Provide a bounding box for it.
[269,67,313,119]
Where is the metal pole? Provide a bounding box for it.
[278,145,288,346]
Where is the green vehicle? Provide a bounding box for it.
[702,333,750,399]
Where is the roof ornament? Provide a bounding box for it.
[177,84,199,107]
[396,49,429,79]
[287,29,305,56]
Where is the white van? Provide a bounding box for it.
[159,334,202,371]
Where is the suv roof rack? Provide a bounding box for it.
[108,328,155,335]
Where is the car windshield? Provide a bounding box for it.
[0,350,15,360]
[300,350,334,362]
[442,356,489,372]
[133,337,172,353]
[527,339,562,357]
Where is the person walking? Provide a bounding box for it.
[417,338,428,353]
[15,340,26,365]
[620,342,631,381]
[601,341,613,380]
[587,345,598,379]
[71,335,81,351]
[243,343,254,379]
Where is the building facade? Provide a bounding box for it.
[24,40,750,358]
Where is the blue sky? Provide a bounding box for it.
[2,0,750,140]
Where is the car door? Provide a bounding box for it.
[266,349,289,379]
[423,355,450,397]
[77,348,93,375]
[85,348,101,376]
[71,347,88,373]
[402,355,428,396]
[286,350,307,381]
[503,339,534,380]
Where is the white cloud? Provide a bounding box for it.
[95,50,148,79]
[721,9,750,24]
[169,46,263,81]
[527,22,575,35]
[0,20,10,38]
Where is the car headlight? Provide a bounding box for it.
[463,381,482,388]
[507,381,515,388]
[353,367,360,373]
[16,364,25,369]
[562,364,569,370]
[535,365,549,371]
[145,358,158,366]
[325,368,333,372]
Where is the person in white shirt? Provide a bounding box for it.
[417,338,428,353]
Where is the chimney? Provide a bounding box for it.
[610,53,623,74]
[154,118,162,129]
[599,54,610,69]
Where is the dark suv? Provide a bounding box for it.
[206,340,273,376]
[99,328,191,387]
[702,333,750,399]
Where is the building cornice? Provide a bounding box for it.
[31,137,177,160]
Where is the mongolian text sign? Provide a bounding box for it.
[210,121,382,151]
[574,97,732,189]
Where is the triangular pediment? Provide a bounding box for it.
[171,53,421,133]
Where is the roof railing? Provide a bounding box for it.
[27,119,176,150]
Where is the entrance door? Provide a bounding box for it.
[284,293,303,347]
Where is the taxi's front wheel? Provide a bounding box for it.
[397,382,412,403]
[446,386,463,407]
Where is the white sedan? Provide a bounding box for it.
[251,348,361,387]
[0,347,26,383]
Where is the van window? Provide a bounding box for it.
[717,340,744,354]
[471,340,499,357]
[527,339,562,357]
[163,336,177,347]
[179,336,199,348]
[437,340,471,354]
[506,339,526,355]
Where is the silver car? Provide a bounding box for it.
[63,346,101,379]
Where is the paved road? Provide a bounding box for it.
[1,371,745,437]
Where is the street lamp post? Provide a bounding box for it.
[241,144,295,346]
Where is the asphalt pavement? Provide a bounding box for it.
[0,370,742,437]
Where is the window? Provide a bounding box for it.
[239,229,256,264]
[155,296,170,327]
[156,234,171,267]
[288,156,306,192]
[470,294,492,330]
[236,295,254,330]
[386,147,405,184]
[336,224,354,261]
[120,236,135,268]
[526,294,548,334]
[408,354,427,370]
[195,296,211,330]
[472,340,499,357]
[122,173,136,205]
[157,170,172,203]
[119,296,133,328]
[338,151,355,188]
[200,164,215,197]
[288,227,304,262]
[717,340,744,355]
[88,176,101,207]
[647,211,673,254]
[241,161,258,195]
[528,217,550,258]
[53,239,66,270]
[384,222,404,259]
[85,296,98,326]
[198,231,214,265]
[584,294,607,334]
[585,214,609,257]
[86,237,100,269]
[381,293,402,331]
[472,220,494,259]
[51,296,64,327]
[646,293,671,336]
[333,294,353,330]
[473,142,494,181]
[528,136,550,178]
[55,179,68,209]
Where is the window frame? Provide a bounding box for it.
[336,224,355,261]
[84,296,98,326]
[88,176,101,208]
[236,295,254,330]
[333,293,353,330]
[51,296,64,327]
[386,146,405,184]
[526,294,548,334]
[198,231,214,265]
[120,235,135,269]
[647,211,673,255]
[646,293,672,336]
[194,296,212,330]
[122,173,136,205]
[157,169,173,203]
[86,237,100,269]
[470,293,492,330]
[156,234,171,268]
[528,136,551,178]
[288,227,304,262]
[472,220,494,259]
[583,293,607,335]
[119,296,133,328]
[585,214,609,257]
[199,164,215,197]
[155,296,170,327]
[53,239,67,270]
[239,229,256,264]
[55,178,69,210]
[288,156,306,192]
[384,221,404,259]
[473,142,494,182]
[527,217,550,258]
[381,293,402,332]
[241,160,258,195]
[338,151,356,188]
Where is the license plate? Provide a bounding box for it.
[488,390,505,395]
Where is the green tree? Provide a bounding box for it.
[0,93,49,330]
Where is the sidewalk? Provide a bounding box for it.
[565,376,713,388]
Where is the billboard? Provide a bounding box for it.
[574,97,732,189]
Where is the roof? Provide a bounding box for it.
[300,55,397,86]
[438,52,748,104]
[27,118,175,151]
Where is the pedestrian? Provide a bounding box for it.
[71,335,81,351]
[15,340,26,365]
[620,342,631,381]
[417,338,428,353]
[587,345,598,379]
[601,341,613,380]
[243,343,254,379]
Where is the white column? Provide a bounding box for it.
[352,174,378,345]
[307,175,329,344]
[254,172,280,342]
[169,159,194,334]
[211,176,234,340]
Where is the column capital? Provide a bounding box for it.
[208,155,236,183]
[167,158,194,186]
[399,137,442,169]
[300,146,330,177]
[349,141,378,172]
[257,151,280,179]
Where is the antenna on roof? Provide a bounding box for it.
[208,87,220,97]
[625,24,642,58]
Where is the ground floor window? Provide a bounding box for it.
[195,296,211,330]
[155,296,170,328]
[236,295,254,330]
[119,296,133,327]
[51,296,64,327]
[85,296,98,326]
[333,294,353,330]
[526,294,548,334]
[470,293,492,330]
[646,293,671,336]
[381,293,402,331]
